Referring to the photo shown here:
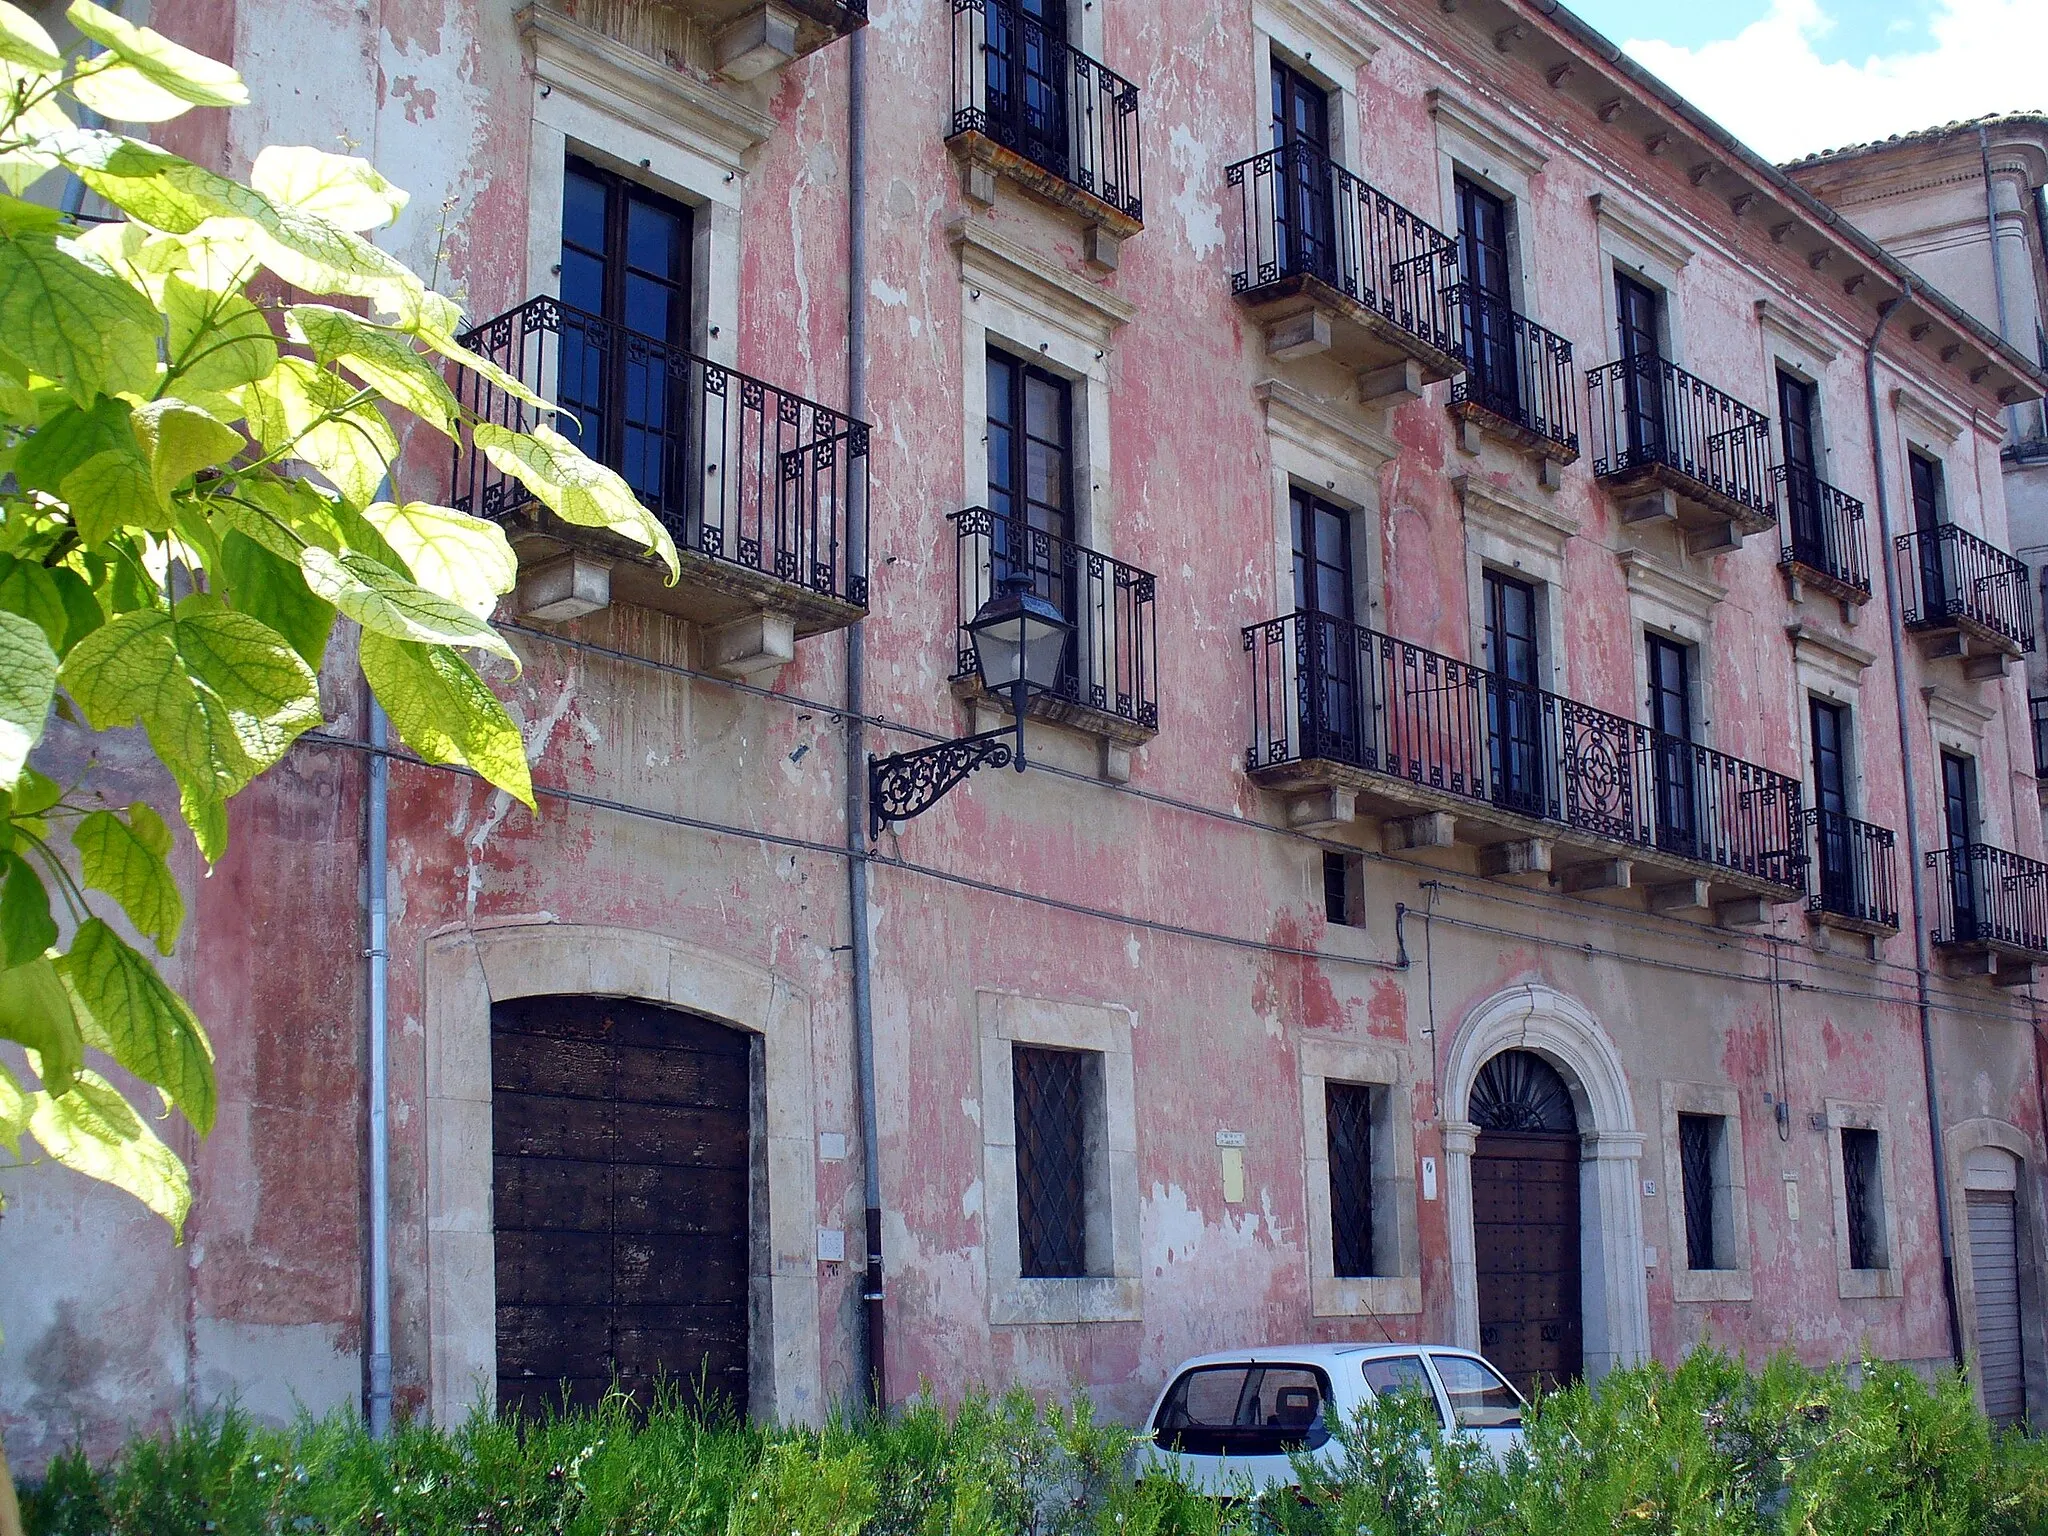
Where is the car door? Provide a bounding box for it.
[1145,1361,1337,1494]
[1357,1352,1452,1430]
[1424,1350,1527,1464]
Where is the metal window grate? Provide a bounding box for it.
[1842,1127,1883,1270]
[1323,852,1350,927]
[1327,1082,1377,1277]
[1678,1114,1720,1271]
[1014,1046,1091,1277]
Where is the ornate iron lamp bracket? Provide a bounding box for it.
[868,727,1017,838]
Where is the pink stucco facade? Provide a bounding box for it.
[6,0,2048,1463]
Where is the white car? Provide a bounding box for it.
[1137,1342,1528,1494]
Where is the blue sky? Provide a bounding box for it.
[1554,1,2045,161]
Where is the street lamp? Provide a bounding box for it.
[868,570,1071,837]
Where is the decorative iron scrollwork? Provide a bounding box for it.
[869,731,1015,837]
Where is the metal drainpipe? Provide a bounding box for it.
[366,694,393,1435]
[842,23,886,1413]
[1865,281,1966,1368]
[1981,124,2020,442]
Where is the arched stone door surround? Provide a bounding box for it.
[1443,984,1650,1379]
[421,923,823,1427]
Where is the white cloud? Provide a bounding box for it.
[1618,0,2048,163]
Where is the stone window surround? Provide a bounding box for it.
[1428,87,1547,316]
[1441,984,1650,1381]
[1922,684,1998,846]
[422,922,823,1427]
[1257,378,1393,634]
[976,989,1142,1325]
[1458,474,1575,695]
[1824,1098,1904,1300]
[521,6,771,374]
[1658,1081,1754,1304]
[1756,300,1841,481]
[1251,0,1375,176]
[1788,623,1877,820]
[954,220,1130,561]
[1299,1037,1421,1317]
[1617,548,1724,747]
[1943,1118,2048,1422]
[1590,192,1694,369]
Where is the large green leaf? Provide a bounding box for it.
[74,805,182,955]
[0,608,56,789]
[362,500,515,620]
[28,1068,192,1236]
[217,529,333,670]
[62,446,168,541]
[473,423,679,578]
[299,546,513,659]
[0,1058,27,1156]
[66,1,246,108]
[47,131,453,330]
[59,917,212,1133]
[0,3,61,72]
[58,599,322,859]
[130,397,246,503]
[0,220,161,403]
[0,553,69,648]
[251,146,406,232]
[0,954,81,1093]
[414,326,554,413]
[240,354,395,507]
[15,395,139,495]
[0,848,54,965]
[71,59,199,123]
[360,631,534,807]
[164,274,277,393]
[286,303,457,435]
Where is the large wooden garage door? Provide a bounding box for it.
[1968,1189,2025,1428]
[1470,1050,1583,1398]
[493,996,752,1419]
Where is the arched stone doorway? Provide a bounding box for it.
[1443,984,1649,1382]
[1470,1050,1583,1395]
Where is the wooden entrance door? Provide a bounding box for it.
[492,996,753,1419]
[1470,1050,1583,1397]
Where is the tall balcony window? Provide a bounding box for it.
[1776,466,1871,603]
[1894,523,2034,666]
[1928,842,2048,981]
[1587,355,1777,549]
[948,0,1142,251]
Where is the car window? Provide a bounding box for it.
[1152,1364,1333,1457]
[1430,1353,1524,1428]
[1359,1354,1441,1418]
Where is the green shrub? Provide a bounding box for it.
[17,1348,2048,1535]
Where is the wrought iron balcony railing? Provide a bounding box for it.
[1447,286,1579,459]
[1586,356,1776,523]
[1803,808,1899,930]
[1928,842,2048,955]
[1893,524,2034,652]
[1776,465,1870,599]
[1227,142,1460,356]
[2031,696,2048,777]
[450,297,870,611]
[951,507,1158,731]
[1244,611,1804,887]
[949,0,1142,222]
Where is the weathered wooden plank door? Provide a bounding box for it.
[1473,1132,1582,1398]
[1968,1190,2025,1428]
[492,995,752,1419]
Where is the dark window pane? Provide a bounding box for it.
[562,170,607,251]
[1842,1128,1884,1271]
[1327,1081,1377,1277]
[1678,1114,1722,1271]
[559,248,606,318]
[1014,1046,1091,1277]
[1323,852,1350,927]
[626,198,683,278]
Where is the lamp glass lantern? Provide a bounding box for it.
[967,570,1071,698]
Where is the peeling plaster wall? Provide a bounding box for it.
[6,0,2048,1463]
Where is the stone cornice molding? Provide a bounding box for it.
[1785,621,1876,686]
[1455,473,1576,564]
[1255,377,1397,468]
[1428,87,1549,179]
[1755,298,1842,368]
[1616,547,1724,622]
[1254,0,1380,78]
[951,219,1135,342]
[1590,191,1695,272]
[1891,383,1970,447]
[520,5,776,168]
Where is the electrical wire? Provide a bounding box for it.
[298,731,1408,974]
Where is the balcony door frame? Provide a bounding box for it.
[1248,21,1366,188]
